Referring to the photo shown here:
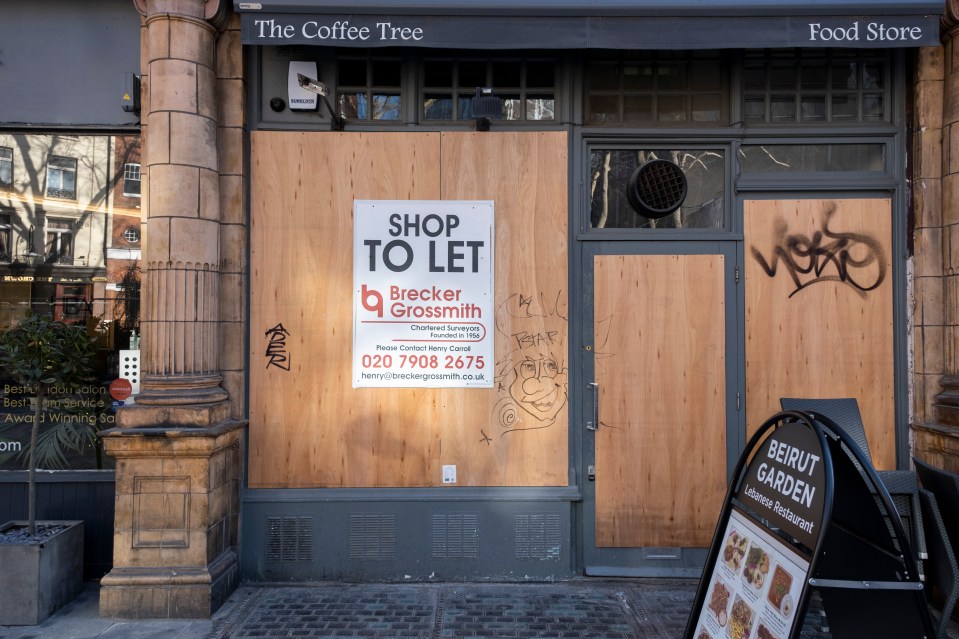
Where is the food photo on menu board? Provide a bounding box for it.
[694,511,807,639]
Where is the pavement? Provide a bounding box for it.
[0,578,951,639]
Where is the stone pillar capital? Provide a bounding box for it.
[134,0,230,30]
[944,0,959,34]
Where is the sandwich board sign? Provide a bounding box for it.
[684,410,934,639]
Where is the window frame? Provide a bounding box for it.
[46,155,78,200]
[0,147,12,190]
[122,162,141,197]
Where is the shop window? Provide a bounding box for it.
[422,55,557,122]
[45,218,74,264]
[589,148,726,229]
[742,49,890,124]
[585,52,728,126]
[0,147,12,189]
[46,155,77,200]
[122,163,141,197]
[0,213,10,262]
[336,55,402,120]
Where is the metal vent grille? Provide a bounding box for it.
[432,513,479,559]
[627,159,688,219]
[349,514,396,560]
[266,516,313,562]
[514,513,561,560]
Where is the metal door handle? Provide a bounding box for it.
[586,382,598,431]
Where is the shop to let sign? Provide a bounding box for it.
[353,200,494,388]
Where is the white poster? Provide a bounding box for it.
[353,200,494,388]
[692,510,809,639]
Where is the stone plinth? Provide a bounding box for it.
[99,421,244,619]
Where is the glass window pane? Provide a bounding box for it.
[526,96,555,121]
[423,60,453,87]
[492,61,521,87]
[690,62,721,90]
[338,59,366,86]
[458,60,486,87]
[800,95,826,122]
[457,95,473,119]
[744,96,766,122]
[424,95,453,120]
[801,64,828,90]
[739,144,885,173]
[831,94,858,120]
[623,95,653,121]
[371,60,401,87]
[588,64,620,91]
[692,94,722,122]
[863,63,884,90]
[657,63,686,90]
[832,63,858,90]
[0,147,12,188]
[526,61,555,88]
[500,95,522,120]
[589,148,725,229]
[623,64,654,91]
[770,95,796,122]
[863,94,885,121]
[657,95,686,122]
[769,66,797,91]
[371,94,401,120]
[338,93,367,119]
[588,95,620,124]
[743,67,766,91]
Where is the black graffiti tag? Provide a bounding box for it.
[750,210,885,299]
[265,323,291,371]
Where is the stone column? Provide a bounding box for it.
[915,1,959,470]
[99,0,244,619]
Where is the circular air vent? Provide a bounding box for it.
[626,159,688,219]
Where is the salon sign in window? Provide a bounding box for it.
[352,200,494,388]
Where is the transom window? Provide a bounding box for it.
[742,49,890,124]
[46,155,77,200]
[585,51,728,126]
[336,55,402,120]
[422,56,556,122]
[0,147,12,189]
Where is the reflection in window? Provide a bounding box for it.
[738,144,885,173]
[0,132,142,471]
[336,56,402,121]
[586,52,727,126]
[0,147,12,189]
[123,163,141,197]
[46,219,74,264]
[0,213,10,261]
[123,227,140,244]
[422,56,556,122]
[743,49,890,124]
[46,156,77,199]
[589,149,725,229]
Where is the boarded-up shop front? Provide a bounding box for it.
[236,0,940,580]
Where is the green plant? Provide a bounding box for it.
[0,313,97,535]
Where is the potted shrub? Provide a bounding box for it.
[0,312,98,624]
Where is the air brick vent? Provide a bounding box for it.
[432,513,479,559]
[515,513,561,560]
[266,516,313,562]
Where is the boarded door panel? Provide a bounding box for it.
[594,254,727,548]
[249,131,568,488]
[744,199,894,469]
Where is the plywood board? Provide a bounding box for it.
[594,254,727,548]
[744,199,895,469]
[249,131,568,488]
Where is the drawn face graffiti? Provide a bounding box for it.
[508,351,567,423]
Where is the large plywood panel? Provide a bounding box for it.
[594,254,727,548]
[744,199,895,469]
[440,132,570,487]
[249,131,568,488]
